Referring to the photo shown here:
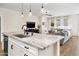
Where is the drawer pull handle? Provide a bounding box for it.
[11,45,13,49]
[24,54,28,56]
[25,46,29,49]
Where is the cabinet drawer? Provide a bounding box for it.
[24,51,36,56]
[9,37,38,56]
[23,44,38,56]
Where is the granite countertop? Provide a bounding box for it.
[3,31,64,50]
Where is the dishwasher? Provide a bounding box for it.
[3,34,8,56]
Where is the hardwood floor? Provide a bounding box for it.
[60,36,79,56]
[0,42,5,56]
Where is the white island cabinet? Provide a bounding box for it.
[8,37,60,56]
[3,32,63,56]
[8,37,38,56]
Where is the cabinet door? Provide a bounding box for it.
[12,41,35,56]
[8,38,13,56]
[8,37,37,56]
[10,40,25,56]
[13,44,25,56]
[8,38,22,56]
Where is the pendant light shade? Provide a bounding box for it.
[29,9,32,15]
[41,3,44,13]
[21,3,24,17]
[29,1,32,16]
[21,12,24,17]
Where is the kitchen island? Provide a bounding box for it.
[3,32,64,56]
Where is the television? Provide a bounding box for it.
[27,22,35,28]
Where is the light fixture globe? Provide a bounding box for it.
[29,2,32,16]
[41,3,45,14]
[21,12,24,17]
[29,10,32,16]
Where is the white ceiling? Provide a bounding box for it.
[0,3,79,16]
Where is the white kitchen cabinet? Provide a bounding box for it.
[8,37,38,56]
[8,37,59,56]
[8,38,13,56]
[12,42,34,56]
[12,41,26,56]
[8,38,25,56]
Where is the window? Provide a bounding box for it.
[56,18,61,27]
[63,16,68,26]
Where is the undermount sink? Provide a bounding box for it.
[13,34,30,38]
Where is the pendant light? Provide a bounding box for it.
[41,3,44,13]
[21,2,24,17]
[29,0,32,16]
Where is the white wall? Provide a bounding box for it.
[0,8,26,33]
[78,19,79,36]
[68,14,79,36]
[0,7,39,42]
[0,8,26,42]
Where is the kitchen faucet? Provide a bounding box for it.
[22,24,33,36]
[22,24,27,35]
